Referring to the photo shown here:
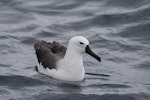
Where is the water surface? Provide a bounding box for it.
[0,0,150,100]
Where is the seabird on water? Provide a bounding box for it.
[34,36,101,81]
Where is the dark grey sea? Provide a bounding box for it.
[0,0,150,100]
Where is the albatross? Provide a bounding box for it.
[34,36,101,81]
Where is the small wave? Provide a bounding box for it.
[20,37,38,46]
[16,93,139,100]
[0,75,47,88]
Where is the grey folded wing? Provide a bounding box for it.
[34,41,66,69]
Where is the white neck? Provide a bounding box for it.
[64,43,83,67]
[57,43,84,78]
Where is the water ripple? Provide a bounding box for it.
[0,0,150,100]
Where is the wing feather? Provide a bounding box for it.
[34,40,66,69]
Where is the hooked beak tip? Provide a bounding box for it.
[98,57,101,62]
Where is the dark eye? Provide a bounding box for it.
[80,42,84,45]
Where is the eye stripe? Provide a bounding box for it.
[80,42,84,45]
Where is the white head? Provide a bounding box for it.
[68,36,89,54]
[66,36,101,62]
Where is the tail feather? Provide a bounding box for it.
[35,66,39,72]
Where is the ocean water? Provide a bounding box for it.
[0,0,150,100]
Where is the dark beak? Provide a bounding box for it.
[85,45,101,62]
